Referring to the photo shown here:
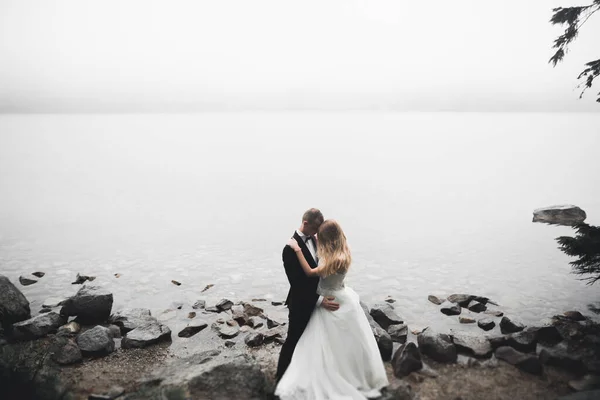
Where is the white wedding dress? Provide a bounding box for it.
[275,271,389,400]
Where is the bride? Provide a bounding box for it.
[275,219,388,400]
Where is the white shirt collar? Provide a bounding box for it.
[296,229,308,240]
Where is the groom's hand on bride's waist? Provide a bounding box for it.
[321,296,340,311]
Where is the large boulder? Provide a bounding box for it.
[440,301,461,316]
[417,329,457,363]
[0,275,31,329]
[369,303,403,330]
[76,325,115,355]
[452,333,493,358]
[12,312,66,340]
[361,302,393,361]
[121,321,171,349]
[532,205,586,226]
[109,308,154,334]
[60,285,113,324]
[50,337,82,365]
[135,350,269,400]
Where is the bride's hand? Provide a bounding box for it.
[287,239,301,252]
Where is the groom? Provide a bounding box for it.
[276,208,340,381]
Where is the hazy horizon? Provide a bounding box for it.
[1,0,600,113]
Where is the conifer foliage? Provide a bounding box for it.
[557,223,600,285]
[549,1,600,102]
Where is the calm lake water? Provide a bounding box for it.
[1,112,599,334]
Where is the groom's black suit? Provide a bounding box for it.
[276,231,320,381]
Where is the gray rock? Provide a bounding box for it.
[496,346,543,375]
[60,285,113,324]
[538,341,588,375]
[192,299,206,309]
[39,308,51,314]
[248,316,264,329]
[51,338,82,365]
[564,311,587,321]
[537,325,563,347]
[507,327,538,353]
[557,391,600,400]
[215,298,233,312]
[121,321,172,348]
[379,380,416,400]
[392,342,423,378]
[245,332,264,347]
[440,300,461,316]
[271,301,284,306]
[484,310,504,317]
[243,303,264,317]
[533,205,586,226]
[569,374,600,392]
[178,320,208,338]
[19,276,38,286]
[137,350,268,400]
[267,316,284,329]
[109,308,154,334]
[417,329,457,363]
[231,305,249,326]
[467,301,487,313]
[57,321,81,335]
[0,275,31,328]
[224,340,235,348]
[428,295,443,305]
[459,317,476,324]
[77,325,115,354]
[361,301,393,361]
[447,294,474,307]
[500,316,525,334]
[13,312,66,339]
[32,272,45,278]
[42,297,66,308]
[71,273,96,284]
[478,318,495,331]
[452,333,493,358]
[264,326,287,343]
[370,303,403,330]
[107,324,121,338]
[212,320,240,339]
[205,306,220,313]
[388,324,408,343]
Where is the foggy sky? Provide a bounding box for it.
[1,0,599,112]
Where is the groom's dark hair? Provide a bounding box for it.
[302,208,324,226]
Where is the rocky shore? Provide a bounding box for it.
[1,274,600,400]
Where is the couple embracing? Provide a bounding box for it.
[275,208,388,400]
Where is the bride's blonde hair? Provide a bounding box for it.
[317,219,351,277]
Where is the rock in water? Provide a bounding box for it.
[178,320,208,338]
[19,276,38,286]
[76,325,115,355]
[428,295,443,305]
[532,205,586,226]
[369,303,403,330]
[440,301,461,316]
[13,312,66,339]
[0,275,31,328]
[32,272,45,278]
[122,321,172,348]
[60,286,113,324]
[500,316,525,334]
[109,308,155,334]
[245,332,265,347]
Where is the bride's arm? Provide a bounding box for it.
[287,239,323,277]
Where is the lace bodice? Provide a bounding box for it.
[317,271,346,296]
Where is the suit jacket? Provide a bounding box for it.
[282,232,320,314]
